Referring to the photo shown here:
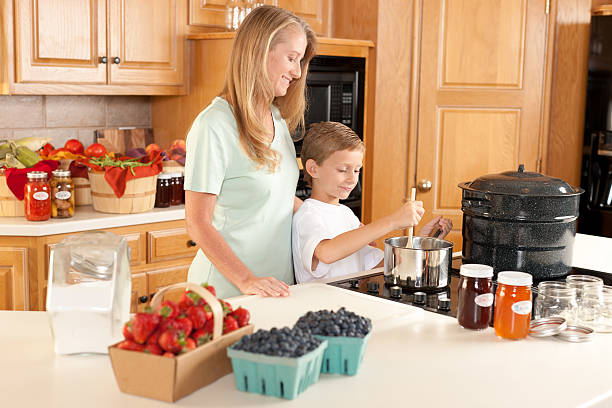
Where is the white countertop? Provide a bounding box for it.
[0,205,186,236]
[2,283,611,408]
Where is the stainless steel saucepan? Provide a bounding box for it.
[383,236,454,290]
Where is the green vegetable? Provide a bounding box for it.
[89,154,153,176]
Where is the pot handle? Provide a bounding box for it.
[461,198,491,209]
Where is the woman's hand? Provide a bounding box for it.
[418,215,453,239]
[238,276,291,297]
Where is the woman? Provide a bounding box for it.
[184,6,317,299]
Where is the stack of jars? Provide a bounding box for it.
[154,172,184,208]
[24,169,75,221]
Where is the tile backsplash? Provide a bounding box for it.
[0,95,151,148]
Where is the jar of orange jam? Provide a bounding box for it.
[493,271,533,339]
[24,171,51,221]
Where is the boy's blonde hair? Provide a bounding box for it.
[300,122,364,186]
[221,6,318,172]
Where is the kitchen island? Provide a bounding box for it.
[1,279,611,408]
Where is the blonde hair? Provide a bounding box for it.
[221,6,318,172]
[300,122,364,186]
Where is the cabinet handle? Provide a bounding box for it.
[99,56,108,64]
[138,295,148,304]
[112,57,121,64]
[188,239,197,247]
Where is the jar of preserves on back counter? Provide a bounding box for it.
[493,271,533,339]
[170,172,184,206]
[457,264,494,330]
[50,169,75,218]
[24,171,51,221]
[155,173,172,208]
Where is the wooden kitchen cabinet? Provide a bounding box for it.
[0,247,28,311]
[0,219,194,311]
[0,0,186,95]
[187,0,329,36]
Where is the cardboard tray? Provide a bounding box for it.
[108,282,254,402]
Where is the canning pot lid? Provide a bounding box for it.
[529,317,567,337]
[460,264,493,278]
[554,325,594,342]
[458,164,582,197]
[497,271,533,286]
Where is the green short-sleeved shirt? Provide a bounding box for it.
[184,97,299,298]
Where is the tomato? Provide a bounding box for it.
[64,139,84,155]
[39,143,55,157]
[85,143,107,158]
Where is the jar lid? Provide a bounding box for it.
[170,172,184,177]
[27,171,48,179]
[460,263,493,278]
[497,271,533,286]
[529,317,567,337]
[458,164,582,197]
[158,173,172,179]
[555,325,594,343]
[52,169,71,178]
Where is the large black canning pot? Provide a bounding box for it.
[458,165,584,280]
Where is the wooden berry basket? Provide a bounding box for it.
[108,282,253,403]
[89,171,157,214]
[0,171,24,217]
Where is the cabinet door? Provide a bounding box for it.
[108,0,185,86]
[276,0,329,36]
[147,264,189,304]
[147,228,198,263]
[130,272,148,313]
[188,0,228,29]
[14,0,107,84]
[0,248,28,311]
[414,0,548,249]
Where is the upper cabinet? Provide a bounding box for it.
[1,0,186,95]
[187,0,329,36]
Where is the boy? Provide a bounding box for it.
[292,122,452,283]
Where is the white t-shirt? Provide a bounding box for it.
[292,198,384,283]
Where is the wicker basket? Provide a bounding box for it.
[162,160,184,174]
[73,177,91,206]
[89,171,157,214]
[0,172,24,217]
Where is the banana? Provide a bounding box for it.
[5,153,25,168]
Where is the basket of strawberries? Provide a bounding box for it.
[108,282,253,402]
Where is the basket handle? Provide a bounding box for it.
[150,282,223,340]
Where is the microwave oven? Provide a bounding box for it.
[294,55,366,218]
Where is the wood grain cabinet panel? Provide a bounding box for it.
[147,264,189,304]
[147,228,198,263]
[130,272,148,313]
[0,248,28,311]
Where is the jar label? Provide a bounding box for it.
[55,191,71,200]
[33,191,49,201]
[474,293,494,307]
[512,301,532,315]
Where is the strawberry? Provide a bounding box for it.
[132,312,161,344]
[143,343,163,355]
[122,321,134,341]
[163,352,175,358]
[117,340,144,352]
[157,300,179,320]
[233,307,250,327]
[192,328,212,346]
[147,329,162,345]
[158,329,183,354]
[201,318,214,335]
[201,283,216,297]
[187,305,207,330]
[183,337,197,352]
[221,300,233,317]
[223,315,239,334]
[176,316,193,337]
[158,317,180,332]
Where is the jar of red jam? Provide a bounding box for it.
[170,172,183,206]
[154,173,172,208]
[24,171,51,221]
[457,264,494,330]
[493,271,533,339]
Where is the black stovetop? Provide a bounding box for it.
[327,259,612,319]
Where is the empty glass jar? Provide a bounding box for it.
[566,275,604,327]
[534,281,578,324]
[579,285,612,332]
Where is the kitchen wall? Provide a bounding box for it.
[0,95,151,148]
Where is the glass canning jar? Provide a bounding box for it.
[50,169,75,218]
[493,271,533,340]
[534,281,577,324]
[24,171,51,221]
[566,275,604,325]
[457,264,494,330]
[579,285,612,332]
[154,173,172,208]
